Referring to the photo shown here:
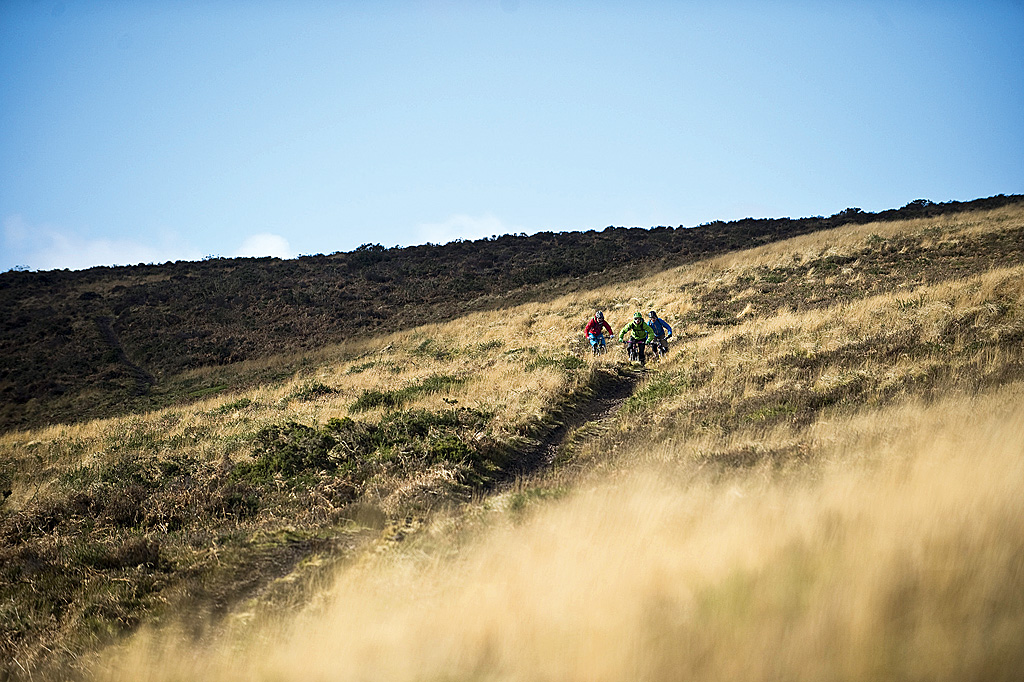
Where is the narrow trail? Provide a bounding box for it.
[503,364,645,482]
[203,364,648,631]
[95,316,156,396]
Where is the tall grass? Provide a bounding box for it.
[96,384,1024,681]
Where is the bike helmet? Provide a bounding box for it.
[595,311,603,320]
[634,312,643,320]
[648,310,657,319]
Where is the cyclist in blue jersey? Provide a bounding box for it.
[647,310,673,356]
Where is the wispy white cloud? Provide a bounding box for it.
[414,214,524,246]
[234,233,294,259]
[2,215,203,272]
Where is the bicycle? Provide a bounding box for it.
[625,339,644,364]
[588,333,608,356]
[648,337,668,362]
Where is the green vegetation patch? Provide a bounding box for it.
[238,421,338,483]
[349,374,466,413]
[509,486,569,517]
[525,353,586,373]
[623,372,690,414]
[345,361,378,374]
[349,389,406,412]
[236,407,498,487]
[410,338,455,361]
[213,397,255,414]
[285,380,339,402]
[475,339,504,353]
[187,384,228,398]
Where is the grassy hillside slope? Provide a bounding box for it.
[1,202,1023,680]
[2,194,1020,433]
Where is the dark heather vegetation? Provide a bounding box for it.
[2,195,1019,433]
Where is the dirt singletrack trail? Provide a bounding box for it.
[134,365,646,650]
[504,364,645,482]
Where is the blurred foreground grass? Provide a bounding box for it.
[98,383,1024,682]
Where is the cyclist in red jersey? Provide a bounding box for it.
[584,310,614,354]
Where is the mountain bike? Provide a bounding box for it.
[588,333,607,356]
[648,338,668,362]
[625,339,643,364]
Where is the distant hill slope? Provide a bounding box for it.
[1,194,1020,433]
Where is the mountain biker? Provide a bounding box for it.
[618,312,656,365]
[584,310,614,354]
[647,310,673,355]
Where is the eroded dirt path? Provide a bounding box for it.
[503,364,644,482]
[95,315,156,396]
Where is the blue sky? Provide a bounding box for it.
[2,0,1022,272]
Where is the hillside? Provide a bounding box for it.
[2,194,1021,434]
[1,200,1023,680]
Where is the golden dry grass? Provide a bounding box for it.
[0,299,601,509]
[94,382,1024,682]
[692,203,1023,277]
